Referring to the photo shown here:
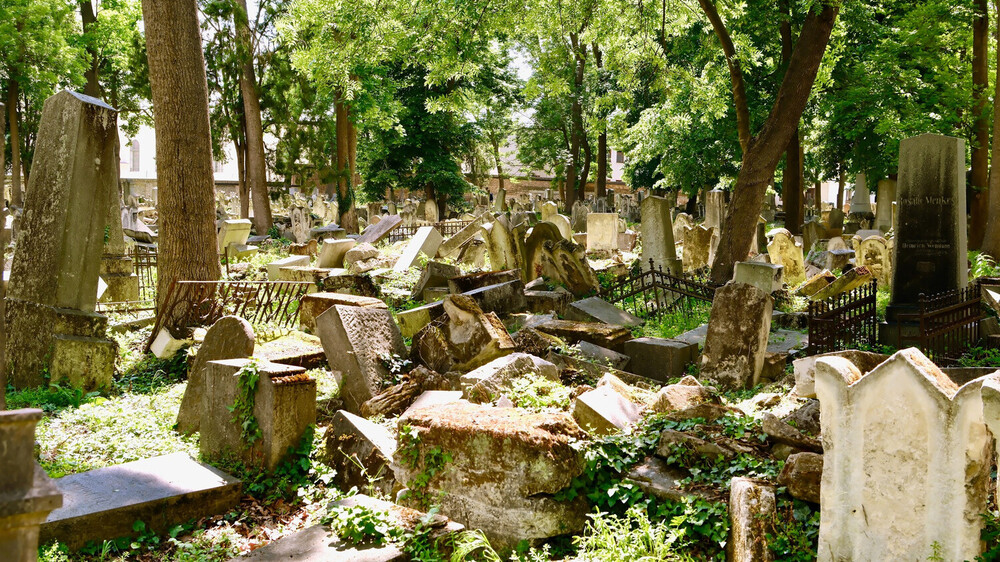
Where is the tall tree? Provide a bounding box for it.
[235,0,273,233]
[982,0,1000,258]
[141,0,221,306]
[703,0,839,283]
[969,0,990,249]
[780,0,803,235]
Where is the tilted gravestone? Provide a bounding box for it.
[640,196,680,275]
[6,91,118,389]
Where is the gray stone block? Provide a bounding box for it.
[623,337,699,382]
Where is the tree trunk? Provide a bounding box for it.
[580,134,592,202]
[565,33,586,209]
[335,98,358,232]
[837,165,845,209]
[981,0,1000,257]
[970,0,990,249]
[783,129,803,234]
[236,0,272,234]
[0,101,5,206]
[7,82,21,208]
[493,139,505,193]
[142,0,222,308]
[708,2,840,283]
[594,43,607,199]
[780,3,803,235]
[80,1,103,99]
[236,137,249,218]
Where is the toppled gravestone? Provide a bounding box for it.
[360,366,456,418]
[298,292,387,333]
[700,283,773,390]
[176,316,256,434]
[727,477,776,562]
[572,385,642,436]
[393,402,588,552]
[460,352,559,403]
[411,296,515,374]
[317,304,407,414]
[326,410,397,498]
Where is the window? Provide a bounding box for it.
[130,141,140,172]
[616,151,625,164]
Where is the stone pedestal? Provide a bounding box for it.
[200,359,316,471]
[98,255,139,303]
[0,409,62,561]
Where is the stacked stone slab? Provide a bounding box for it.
[6,91,119,390]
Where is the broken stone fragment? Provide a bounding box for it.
[778,452,822,504]
[727,477,776,562]
[760,412,822,453]
[646,377,718,414]
[461,353,559,403]
[360,366,455,418]
[700,282,773,391]
[410,295,516,373]
[571,385,642,436]
[326,410,398,498]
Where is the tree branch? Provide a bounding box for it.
[697,0,751,154]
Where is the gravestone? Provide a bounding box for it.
[481,218,519,271]
[424,200,439,223]
[827,209,845,231]
[885,134,967,343]
[289,205,312,243]
[523,222,600,297]
[733,262,783,293]
[766,228,806,286]
[217,219,252,255]
[317,238,356,268]
[802,219,825,254]
[393,226,443,272]
[544,215,573,241]
[857,236,891,286]
[682,225,714,272]
[175,316,256,434]
[5,91,118,389]
[640,196,680,274]
[700,283,773,390]
[815,350,993,561]
[540,201,558,222]
[874,178,896,232]
[586,213,619,252]
[0,409,62,560]
[317,304,407,414]
[673,212,694,243]
[200,359,316,471]
[436,213,486,258]
[848,173,873,216]
[267,255,311,281]
[704,189,726,230]
[356,214,402,245]
[570,200,589,232]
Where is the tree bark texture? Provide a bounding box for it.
[970,0,990,249]
[780,4,803,235]
[80,1,103,99]
[7,83,21,208]
[981,0,1000,258]
[335,98,358,233]
[142,0,222,308]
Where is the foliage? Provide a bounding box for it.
[972,251,1000,279]
[573,505,694,561]
[508,373,573,411]
[767,497,821,561]
[957,347,1000,369]
[639,302,712,340]
[397,424,453,510]
[977,510,1000,562]
[228,359,263,447]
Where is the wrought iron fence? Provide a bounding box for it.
[386,220,475,244]
[898,282,984,362]
[145,280,313,350]
[600,259,719,318]
[807,280,878,355]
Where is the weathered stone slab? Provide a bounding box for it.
[727,477,776,562]
[410,261,461,300]
[218,219,252,255]
[41,453,240,550]
[461,279,527,315]
[317,238,356,269]
[640,196,680,273]
[732,262,783,294]
[176,316,256,434]
[586,213,619,252]
[356,214,402,245]
[792,349,889,398]
[461,352,559,402]
[576,341,630,370]
[535,319,633,352]
[700,283,773,390]
[623,337,698,383]
[253,331,326,369]
[201,359,316,471]
[766,228,805,286]
[447,269,520,294]
[437,214,486,258]
[572,385,642,436]
[809,266,873,301]
[411,296,515,373]
[266,255,311,281]
[298,292,387,333]
[393,227,443,272]
[396,301,445,339]
[523,222,600,296]
[317,305,407,414]
[401,390,464,418]
[682,225,713,272]
[566,296,643,327]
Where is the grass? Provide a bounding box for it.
[637,301,712,340]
